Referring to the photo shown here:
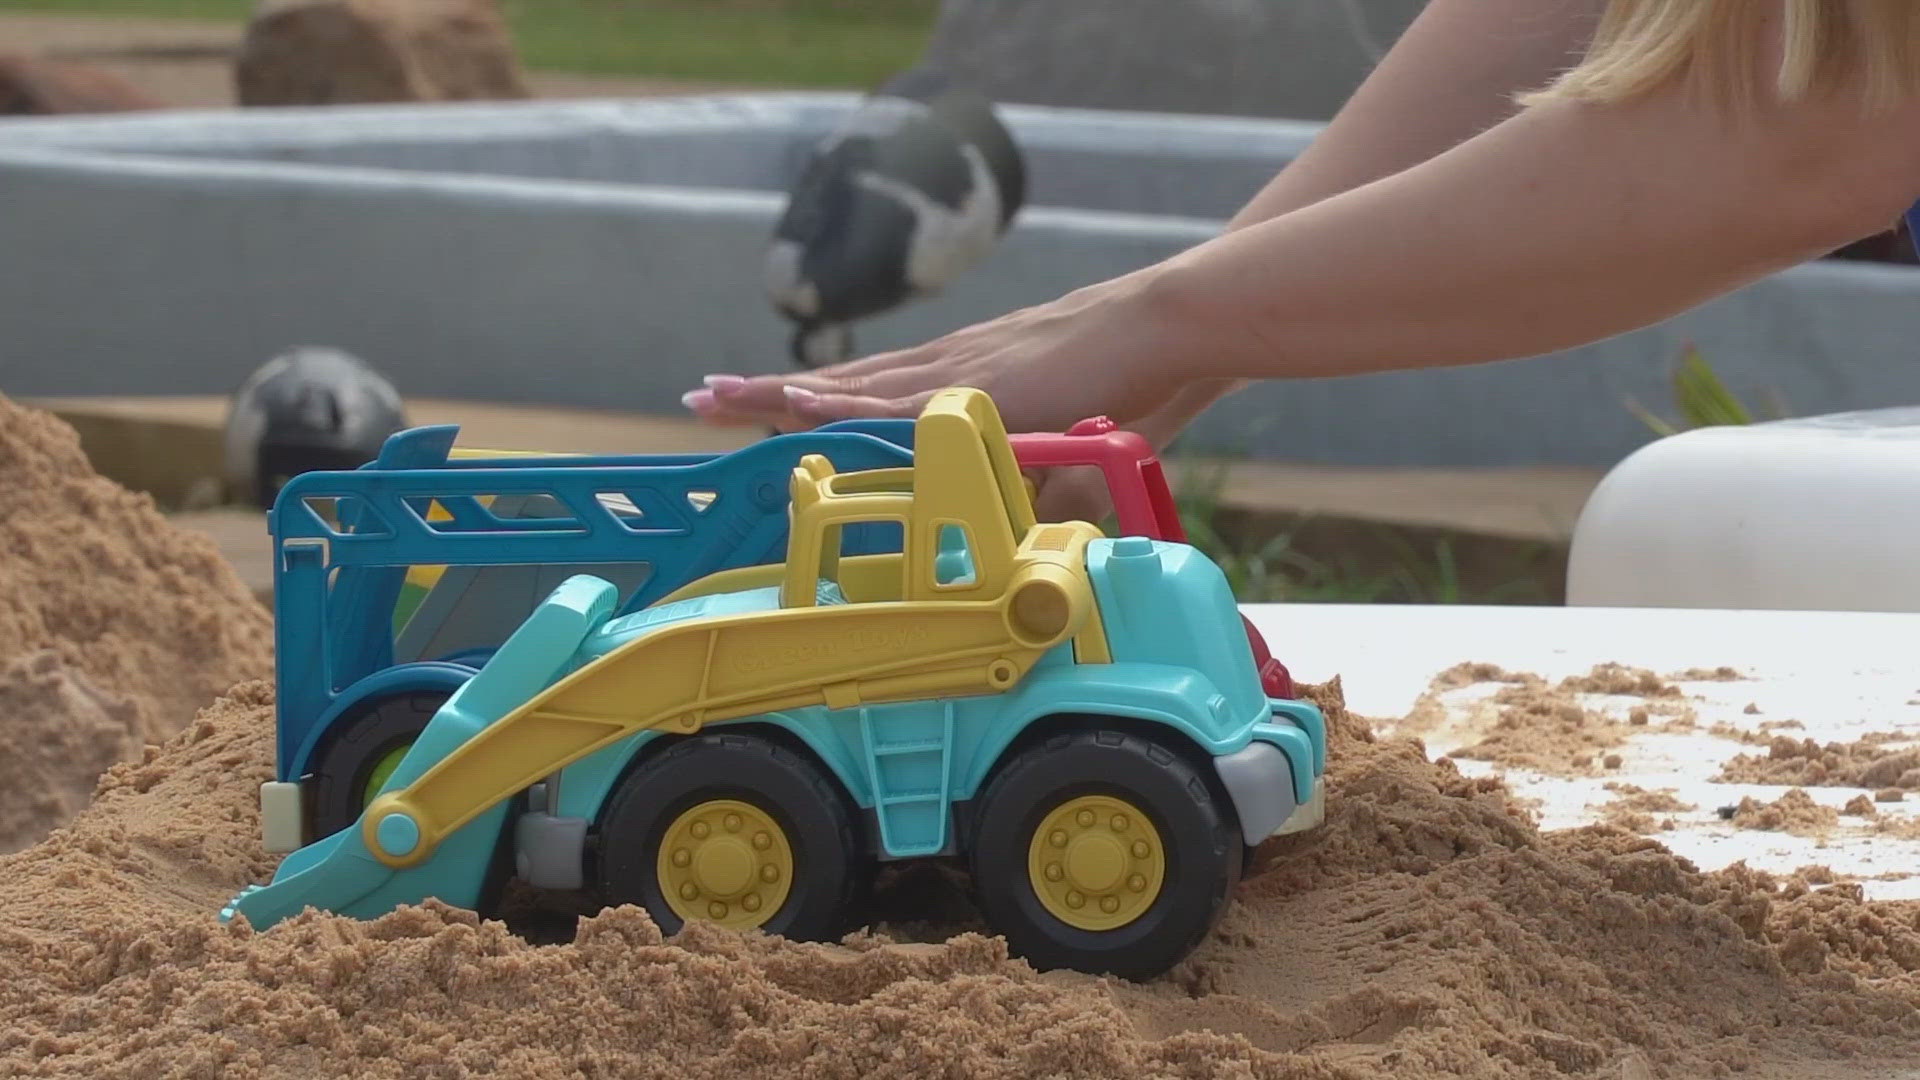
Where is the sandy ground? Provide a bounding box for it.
[0,11,761,109]
[5,392,1920,1078]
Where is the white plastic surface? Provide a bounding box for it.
[1567,408,1920,611]
[1243,603,1920,900]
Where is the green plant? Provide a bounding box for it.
[1625,343,1791,436]
[1160,459,1554,605]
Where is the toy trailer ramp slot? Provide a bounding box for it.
[266,423,917,834]
[390,490,651,666]
[231,389,1327,981]
[390,434,912,659]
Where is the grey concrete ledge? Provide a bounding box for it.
[1,93,1912,469]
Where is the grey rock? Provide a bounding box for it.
[236,0,531,107]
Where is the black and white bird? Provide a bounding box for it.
[765,69,1026,369]
[222,347,408,510]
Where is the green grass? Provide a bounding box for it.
[504,0,940,88]
[1161,459,1562,606]
[0,0,941,87]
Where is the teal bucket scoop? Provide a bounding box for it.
[223,576,618,929]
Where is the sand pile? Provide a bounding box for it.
[1728,788,1843,838]
[0,393,272,853]
[2,677,1918,1079]
[3,396,1917,1076]
[1598,783,1696,833]
[1717,734,1920,791]
[1409,663,1703,776]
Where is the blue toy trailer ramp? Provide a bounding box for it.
[260,420,917,854]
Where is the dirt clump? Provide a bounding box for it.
[1778,865,1918,893]
[1729,789,1843,837]
[1707,722,1774,747]
[0,393,272,854]
[1603,784,1694,815]
[1428,661,1531,692]
[1562,662,1686,698]
[1671,666,1746,682]
[1598,784,1695,834]
[1437,664,1698,776]
[1716,734,1920,791]
[1,677,1918,1078]
[1447,688,1628,774]
[1396,661,1532,738]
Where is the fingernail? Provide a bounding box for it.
[681,389,715,411]
[783,385,821,407]
[703,374,747,392]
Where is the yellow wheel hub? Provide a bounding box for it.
[657,799,793,930]
[1027,794,1164,932]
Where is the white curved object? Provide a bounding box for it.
[1567,408,1920,611]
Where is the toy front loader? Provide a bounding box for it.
[225,388,1098,929]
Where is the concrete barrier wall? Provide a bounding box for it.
[0,96,1316,215]
[1,94,1915,468]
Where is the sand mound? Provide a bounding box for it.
[0,392,272,853]
[0,652,143,852]
[2,678,1916,1079]
[2,390,1915,1076]
[1718,734,1920,791]
[1729,788,1843,838]
[1408,664,1700,777]
[1596,783,1696,834]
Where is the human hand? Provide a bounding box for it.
[680,270,1188,436]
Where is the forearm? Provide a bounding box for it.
[1227,0,1604,230]
[1151,83,1920,382]
[1139,0,1603,443]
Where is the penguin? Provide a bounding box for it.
[222,347,408,510]
[765,68,1027,369]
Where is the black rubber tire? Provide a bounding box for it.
[969,729,1243,981]
[307,688,515,917]
[596,733,861,942]
[307,691,449,842]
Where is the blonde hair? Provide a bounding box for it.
[1524,0,1920,108]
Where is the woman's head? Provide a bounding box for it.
[1525,0,1920,109]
